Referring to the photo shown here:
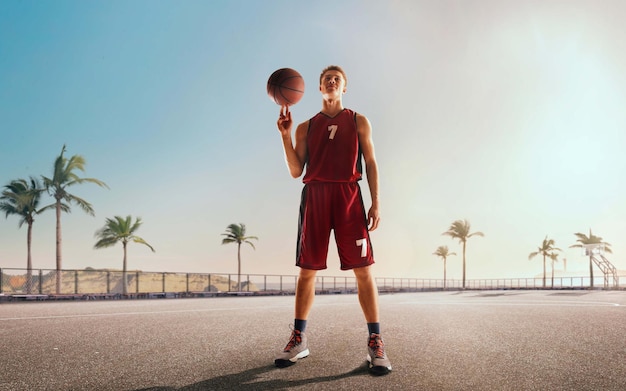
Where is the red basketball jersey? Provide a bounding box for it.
[302,109,362,183]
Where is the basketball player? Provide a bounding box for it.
[274,65,391,375]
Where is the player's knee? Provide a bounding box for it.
[353,265,372,279]
[299,268,317,281]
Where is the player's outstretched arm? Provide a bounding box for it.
[277,106,308,178]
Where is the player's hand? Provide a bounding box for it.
[367,205,380,231]
[277,105,292,136]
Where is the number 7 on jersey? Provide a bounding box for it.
[328,125,338,139]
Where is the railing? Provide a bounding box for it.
[0,267,624,298]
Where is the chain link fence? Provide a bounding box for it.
[0,267,623,299]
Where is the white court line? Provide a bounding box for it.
[0,298,364,322]
[2,298,621,321]
[398,300,621,307]
[0,304,292,321]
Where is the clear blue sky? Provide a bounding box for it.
[1,0,625,280]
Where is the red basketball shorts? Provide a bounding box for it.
[296,182,375,270]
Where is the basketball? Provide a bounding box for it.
[267,68,305,106]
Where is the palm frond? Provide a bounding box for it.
[94,237,119,249]
[570,229,612,253]
[132,237,155,252]
[221,223,258,246]
[0,177,48,228]
[442,219,484,242]
[529,235,561,260]
[94,215,153,248]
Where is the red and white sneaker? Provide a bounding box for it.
[367,333,392,376]
[275,329,309,368]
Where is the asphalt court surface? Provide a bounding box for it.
[1,290,626,390]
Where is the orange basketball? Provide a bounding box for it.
[267,68,305,106]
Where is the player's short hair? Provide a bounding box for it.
[320,65,347,86]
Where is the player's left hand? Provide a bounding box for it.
[367,206,380,231]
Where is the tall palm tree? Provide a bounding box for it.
[433,245,456,289]
[569,229,612,288]
[548,252,559,289]
[528,236,561,288]
[94,215,155,295]
[42,145,108,294]
[0,178,55,293]
[221,223,258,291]
[442,219,484,289]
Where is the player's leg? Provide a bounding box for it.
[276,184,330,368]
[294,183,329,319]
[293,182,330,322]
[334,183,378,320]
[295,267,317,320]
[353,265,379,323]
[334,183,391,375]
[275,268,316,368]
[354,266,392,375]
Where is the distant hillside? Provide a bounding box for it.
[2,269,258,294]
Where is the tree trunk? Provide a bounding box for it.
[55,199,62,294]
[26,222,33,294]
[462,242,467,289]
[589,255,594,288]
[443,258,447,290]
[542,255,546,288]
[237,243,241,291]
[123,242,128,295]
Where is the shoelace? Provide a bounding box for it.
[369,334,385,358]
[284,330,302,352]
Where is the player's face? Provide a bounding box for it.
[320,71,346,97]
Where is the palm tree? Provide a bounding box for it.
[528,236,561,288]
[569,229,612,289]
[42,145,108,294]
[442,219,484,289]
[433,245,456,289]
[94,215,155,295]
[221,223,258,291]
[0,178,55,293]
[548,252,559,289]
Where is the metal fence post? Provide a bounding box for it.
[162,272,166,293]
[0,268,3,293]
